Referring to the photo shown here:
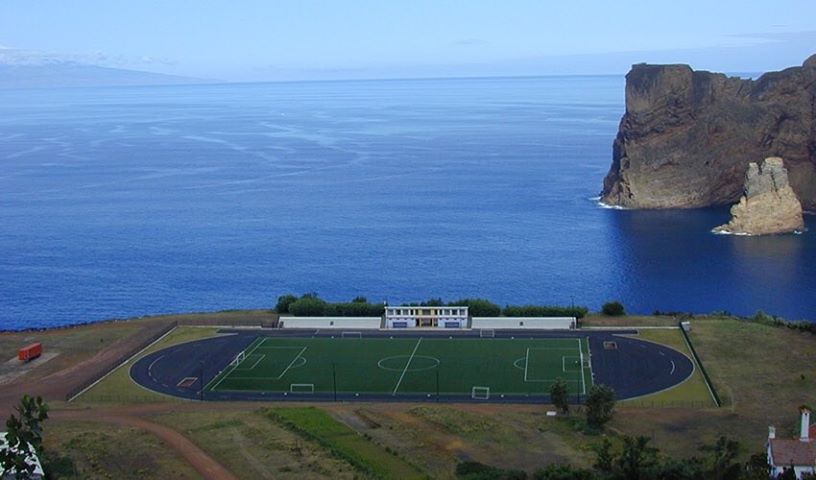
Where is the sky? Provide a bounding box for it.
[1,0,815,81]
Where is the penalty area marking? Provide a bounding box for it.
[207,336,266,391]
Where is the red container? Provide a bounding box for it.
[18,343,42,362]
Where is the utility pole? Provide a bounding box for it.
[435,369,440,402]
[332,362,337,402]
[199,360,205,401]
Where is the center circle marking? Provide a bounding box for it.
[377,355,440,372]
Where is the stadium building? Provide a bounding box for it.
[384,306,468,328]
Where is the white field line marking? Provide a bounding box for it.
[209,336,266,391]
[578,338,587,395]
[277,346,308,379]
[523,347,530,382]
[585,336,594,385]
[245,354,265,370]
[148,355,166,382]
[393,337,423,395]
[670,360,676,375]
[560,356,581,373]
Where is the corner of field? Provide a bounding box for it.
[74,326,224,404]
[618,328,715,408]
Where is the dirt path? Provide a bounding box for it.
[52,408,239,480]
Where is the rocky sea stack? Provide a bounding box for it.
[713,157,804,235]
[601,54,816,210]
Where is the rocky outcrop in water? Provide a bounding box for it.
[601,55,816,210]
[712,157,804,235]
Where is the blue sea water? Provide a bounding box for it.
[1,76,814,330]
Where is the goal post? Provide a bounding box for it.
[230,350,246,367]
[479,329,495,338]
[340,331,363,339]
[290,383,315,394]
[471,386,490,400]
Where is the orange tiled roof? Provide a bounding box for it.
[770,438,816,466]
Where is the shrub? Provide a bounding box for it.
[456,461,527,480]
[275,294,298,313]
[601,301,625,316]
[585,384,616,430]
[288,295,327,316]
[503,305,589,319]
[451,298,501,317]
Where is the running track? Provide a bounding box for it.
[130,329,695,403]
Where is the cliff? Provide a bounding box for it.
[712,157,804,235]
[601,54,816,210]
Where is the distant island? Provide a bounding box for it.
[0,62,209,89]
[601,54,816,212]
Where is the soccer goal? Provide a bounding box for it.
[341,331,362,339]
[290,383,315,394]
[471,386,490,400]
[479,329,495,338]
[230,350,246,367]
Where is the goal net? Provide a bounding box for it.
[341,331,362,339]
[290,383,315,394]
[471,386,490,400]
[479,329,495,338]
[230,350,246,367]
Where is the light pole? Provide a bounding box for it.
[199,360,205,401]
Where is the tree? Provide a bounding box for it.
[744,452,770,480]
[592,438,614,473]
[351,296,368,303]
[700,436,741,480]
[1,395,49,480]
[533,464,598,480]
[585,384,615,430]
[617,436,659,480]
[601,301,625,316]
[452,298,501,317]
[549,378,570,415]
[288,295,327,316]
[275,294,298,313]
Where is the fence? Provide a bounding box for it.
[678,321,722,407]
[177,317,277,328]
[64,320,178,401]
[622,399,715,409]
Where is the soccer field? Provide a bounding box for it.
[206,335,592,400]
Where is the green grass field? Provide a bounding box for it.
[207,336,592,399]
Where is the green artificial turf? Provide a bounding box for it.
[208,336,591,399]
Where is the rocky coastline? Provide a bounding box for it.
[712,157,805,235]
[601,54,816,212]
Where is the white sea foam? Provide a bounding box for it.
[592,196,628,210]
[711,229,752,236]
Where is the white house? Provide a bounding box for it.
[767,406,816,479]
[0,432,44,480]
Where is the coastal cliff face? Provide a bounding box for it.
[601,55,816,210]
[713,157,804,235]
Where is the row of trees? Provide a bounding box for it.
[457,436,771,480]
[276,294,386,317]
[276,293,592,318]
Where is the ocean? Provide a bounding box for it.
[1,76,813,330]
